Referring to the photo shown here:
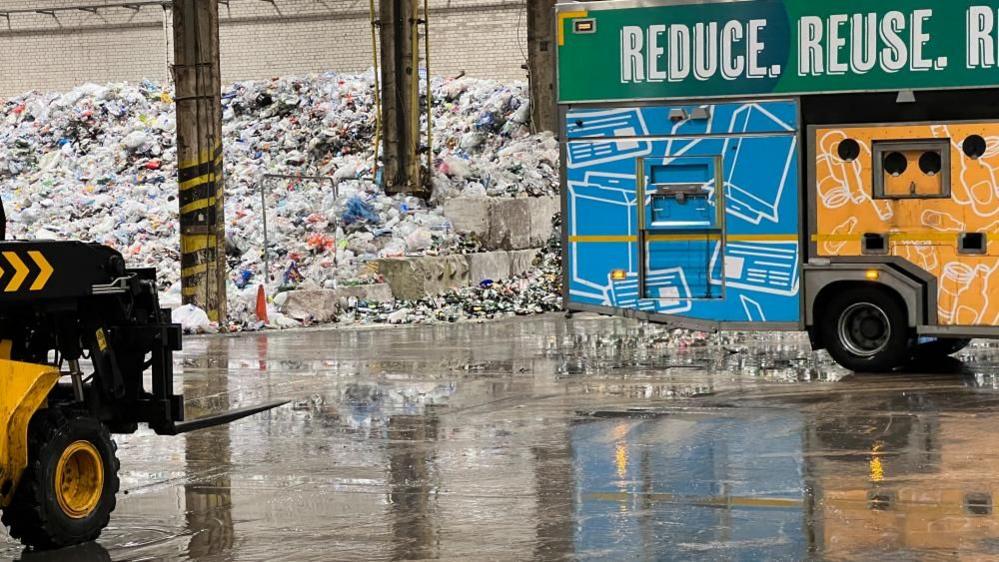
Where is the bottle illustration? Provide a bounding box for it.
[823,216,858,256]
[922,209,965,232]
[940,262,976,324]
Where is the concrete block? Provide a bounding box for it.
[488,198,532,250]
[509,249,540,277]
[528,196,560,247]
[337,283,393,304]
[446,196,559,250]
[371,255,470,301]
[369,258,424,301]
[467,251,512,284]
[439,255,471,294]
[443,197,491,241]
[281,289,339,323]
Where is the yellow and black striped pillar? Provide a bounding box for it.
[173,0,226,323]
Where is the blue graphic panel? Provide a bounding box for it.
[565,100,801,324]
[648,240,718,300]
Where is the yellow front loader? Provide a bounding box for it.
[0,241,283,550]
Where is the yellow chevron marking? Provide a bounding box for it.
[27,251,53,291]
[3,252,29,292]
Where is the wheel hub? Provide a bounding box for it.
[859,317,885,340]
[54,440,103,519]
[838,302,892,358]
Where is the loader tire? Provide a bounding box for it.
[2,410,119,549]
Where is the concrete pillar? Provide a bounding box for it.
[528,0,558,134]
[173,0,226,322]
[380,0,425,196]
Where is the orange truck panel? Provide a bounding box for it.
[815,123,999,326]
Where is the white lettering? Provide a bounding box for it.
[747,19,768,78]
[621,26,645,82]
[850,13,878,73]
[827,14,849,74]
[721,21,745,80]
[910,9,933,71]
[669,24,691,82]
[798,16,824,76]
[968,6,996,68]
[693,22,719,80]
[880,11,908,73]
[647,25,667,81]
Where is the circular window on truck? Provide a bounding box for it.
[837,139,860,162]
[919,151,942,176]
[964,135,987,159]
[883,152,908,176]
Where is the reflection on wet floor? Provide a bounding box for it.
[5,314,999,560]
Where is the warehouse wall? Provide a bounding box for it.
[0,0,529,98]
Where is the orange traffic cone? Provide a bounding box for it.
[256,284,269,324]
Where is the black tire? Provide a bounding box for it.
[913,337,972,359]
[2,410,119,550]
[820,287,911,372]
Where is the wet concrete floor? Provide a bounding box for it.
[5,313,999,561]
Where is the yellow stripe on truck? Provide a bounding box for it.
[569,234,799,243]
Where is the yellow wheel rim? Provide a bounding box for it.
[54,440,104,519]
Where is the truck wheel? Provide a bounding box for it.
[2,410,119,549]
[820,287,910,372]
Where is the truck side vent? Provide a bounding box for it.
[966,493,992,516]
[862,233,887,254]
[868,491,894,511]
[959,232,987,254]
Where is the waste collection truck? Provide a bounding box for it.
[558,0,999,371]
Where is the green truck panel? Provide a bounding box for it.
[557,0,999,103]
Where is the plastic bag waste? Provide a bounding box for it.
[0,71,561,331]
[173,304,215,334]
[341,196,380,226]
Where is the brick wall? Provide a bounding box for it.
[0,0,529,98]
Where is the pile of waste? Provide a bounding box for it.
[0,71,561,330]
